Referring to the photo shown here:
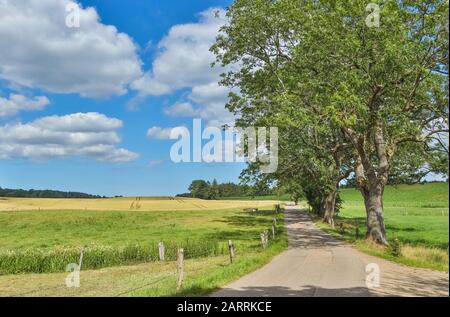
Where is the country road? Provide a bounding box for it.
[212,206,449,297]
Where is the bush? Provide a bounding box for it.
[389,238,402,257]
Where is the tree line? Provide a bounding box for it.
[0,187,104,199]
[177,179,276,200]
[211,0,449,245]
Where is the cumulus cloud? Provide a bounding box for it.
[147,126,175,140]
[0,0,142,97]
[0,94,50,117]
[146,126,189,140]
[0,112,138,162]
[132,8,234,126]
[163,102,199,118]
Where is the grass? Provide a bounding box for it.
[0,240,223,275]
[0,239,287,297]
[0,198,287,295]
[315,182,449,271]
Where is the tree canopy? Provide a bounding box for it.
[212,0,449,244]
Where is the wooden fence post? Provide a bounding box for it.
[355,227,360,239]
[339,223,345,234]
[275,204,280,213]
[273,218,277,227]
[78,246,85,271]
[177,248,184,291]
[158,241,165,261]
[271,224,276,239]
[260,233,266,249]
[228,240,235,264]
[265,230,269,246]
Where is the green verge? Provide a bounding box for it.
[0,212,287,297]
[135,234,288,297]
[313,183,449,272]
[0,206,286,275]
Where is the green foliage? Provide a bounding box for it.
[389,238,402,257]
[183,179,275,199]
[212,0,448,244]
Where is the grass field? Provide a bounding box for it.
[316,182,449,271]
[0,198,286,296]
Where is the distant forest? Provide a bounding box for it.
[0,187,104,199]
[177,179,276,200]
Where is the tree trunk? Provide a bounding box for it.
[362,186,388,245]
[321,190,337,229]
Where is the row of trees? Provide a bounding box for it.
[212,0,449,245]
[179,179,276,199]
[0,187,104,199]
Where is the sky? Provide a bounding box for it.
[0,0,247,196]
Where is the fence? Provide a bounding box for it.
[5,204,284,297]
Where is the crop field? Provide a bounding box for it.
[0,196,276,212]
[317,182,449,271]
[0,198,286,296]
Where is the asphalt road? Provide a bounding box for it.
[212,206,449,297]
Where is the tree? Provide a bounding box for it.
[208,179,221,199]
[212,0,449,245]
[188,180,210,199]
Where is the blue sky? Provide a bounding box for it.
[0,0,246,196]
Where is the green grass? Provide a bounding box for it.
[316,182,449,271]
[0,205,285,275]
[0,239,288,297]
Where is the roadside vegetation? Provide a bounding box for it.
[312,183,449,272]
[0,199,287,295]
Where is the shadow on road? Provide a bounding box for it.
[285,210,343,249]
[211,285,370,297]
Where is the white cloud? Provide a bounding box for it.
[0,112,138,162]
[147,126,175,140]
[32,112,122,132]
[163,102,199,117]
[0,94,50,117]
[132,8,234,126]
[0,0,142,97]
[146,126,189,140]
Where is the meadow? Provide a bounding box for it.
[0,198,286,296]
[317,182,449,271]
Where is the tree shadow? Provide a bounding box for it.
[284,210,344,249]
[219,215,278,228]
[208,285,371,297]
[203,229,262,242]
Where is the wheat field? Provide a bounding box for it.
[0,196,280,212]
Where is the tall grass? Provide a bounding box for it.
[0,239,225,275]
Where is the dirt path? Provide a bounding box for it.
[212,206,449,297]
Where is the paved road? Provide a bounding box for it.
[212,206,449,297]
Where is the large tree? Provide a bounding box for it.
[212,0,448,244]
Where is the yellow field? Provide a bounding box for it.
[0,196,280,212]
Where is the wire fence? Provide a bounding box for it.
[4,205,284,297]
